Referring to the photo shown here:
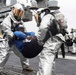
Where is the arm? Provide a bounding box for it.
[24,32,35,40]
[1,16,14,39]
[37,14,54,45]
[14,31,27,40]
[25,32,35,37]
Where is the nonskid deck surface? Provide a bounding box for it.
[0,65,37,75]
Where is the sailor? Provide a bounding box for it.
[1,3,33,71]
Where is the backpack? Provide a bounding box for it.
[49,12,67,36]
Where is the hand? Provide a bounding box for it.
[27,36,32,40]
[27,36,37,40]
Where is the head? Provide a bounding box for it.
[47,0,60,10]
[34,8,50,26]
[17,25,25,32]
[12,3,24,21]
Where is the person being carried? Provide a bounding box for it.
[14,24,36,53]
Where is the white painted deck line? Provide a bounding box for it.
[58,55,76,60]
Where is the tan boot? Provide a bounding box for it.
[23,66,33,72]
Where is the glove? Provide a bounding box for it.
[14,31,26,40]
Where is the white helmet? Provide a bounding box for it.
[18,25,24,29]
[31,0,38,8]
[12,3,24,21]
[12,3,24,11]
[35,8,50,27]
[47,0,60,10]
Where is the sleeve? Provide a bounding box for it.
[37,14,54,45]
[14,31,26,40]
[24,32,35,37]
[1,16,14,39]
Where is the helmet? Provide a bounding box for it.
[34,8,45,27]
[12,3,24,21]
[31,0,38,10]
[17,24,25,32]
[35,8,50,27]
[47,0,60,10]
[18,25,24,29]
[13,3,24,11]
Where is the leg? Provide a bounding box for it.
[37,37,62,75]
[37,51,55,75]
[0,39,10,68]
[55,51,58,58]
[12,44,33,71]
[20,58,29,68]
[71,43,76,54]
[20,57,33,72]
[61,43,65,58]
[0,52,10,68]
